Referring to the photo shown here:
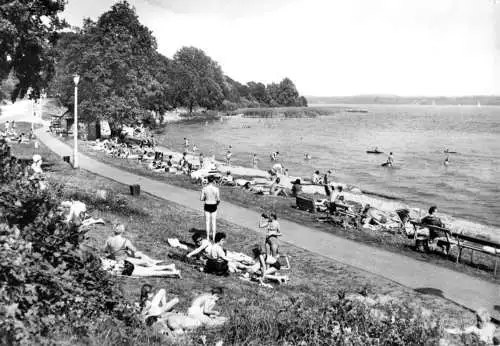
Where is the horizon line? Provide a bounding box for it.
[306,94,500,98]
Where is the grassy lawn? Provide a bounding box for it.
[5,121,478,344]
[54,134,500,286]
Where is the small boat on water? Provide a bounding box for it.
[444,149,457,154]
[345,108,368,113]
[366,150,383,154]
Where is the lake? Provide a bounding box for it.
[157,104,500,239]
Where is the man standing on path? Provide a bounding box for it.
[201,175,220,241]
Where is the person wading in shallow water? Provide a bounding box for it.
[201,175,220,241]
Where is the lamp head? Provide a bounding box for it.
[73,74,80,85]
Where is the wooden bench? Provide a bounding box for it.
[411,222,500,276]
[410,222,458,256]
[296,194,316,213]
[453,233,500,276]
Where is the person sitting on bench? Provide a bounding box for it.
[421,206,445,238]
[420,205,450,253]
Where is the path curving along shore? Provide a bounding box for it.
[2,100,499,322]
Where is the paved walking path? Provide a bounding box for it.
[2,101,499,321]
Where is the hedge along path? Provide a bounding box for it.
[25,110,499,323]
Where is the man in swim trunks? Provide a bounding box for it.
[201,175,221,241]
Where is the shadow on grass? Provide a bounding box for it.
[64,189,149,218]
[414,287,445,298]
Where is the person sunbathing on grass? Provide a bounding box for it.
[158,287,228,335]
[202,232,231,276]
[242,246,290,286]
[61,200,105,227]
[100,257,180,278]
[139,284,180,323]
[221,171,235,186]
[186,232,212,260]
[270,177,288,197]
[187,232,250,274]
[104,224,172,269]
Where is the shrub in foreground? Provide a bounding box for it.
[216,294,441,345]
[0,140,138,344]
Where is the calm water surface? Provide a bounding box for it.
[158,105,500,230]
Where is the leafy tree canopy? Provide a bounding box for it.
[47,1,307,128]
[0,0,66,100]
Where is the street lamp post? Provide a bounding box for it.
[73,74,80,168]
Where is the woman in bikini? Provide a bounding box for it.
[259,212,282,258]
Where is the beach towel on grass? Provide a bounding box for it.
[167,238,188,250]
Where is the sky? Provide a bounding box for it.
[62,0,500,97]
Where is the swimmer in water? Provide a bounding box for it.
[444,156,449,166]
[270,151,280,161]
[304,153,311,160]
[192,144,198,152]
[386,152,394,167]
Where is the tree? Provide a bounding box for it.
[0,0,66,100]
[276,77,300,106]
[171,46,225,113]
[49,1,162,128]
[247,81,269,105]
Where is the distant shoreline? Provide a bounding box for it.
[307,95,500,106]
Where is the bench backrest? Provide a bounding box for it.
[453,233,500,250]
[296,195,315,213]
[411,221,453,241]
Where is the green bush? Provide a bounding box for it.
[0,139,139,344]
[216,293,441,345]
